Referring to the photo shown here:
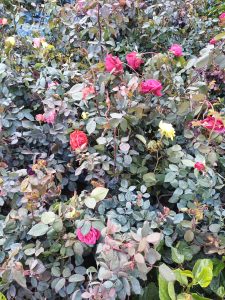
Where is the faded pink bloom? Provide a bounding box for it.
[82,285,115,300]
[126,51,144,70]
[169,44,183,57]
[43,110,57,125]
[82,85,95,100]
[219,12,225,21]
[0,18,8,25]
[33,37,45,48]
[209,38,217,45]
[77,227,101,245]
[35,114,45,122]
[139,79,163,96]
[106,219,120,235]
[105,54,123,75]
[47,81,59,89]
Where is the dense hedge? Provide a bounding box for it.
[0,1,225,299]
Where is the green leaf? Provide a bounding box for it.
[52,218,63,232]
[174,269,188,286]
[214,31,225,41]
[191,293,211,300]
[164,172,176,183]
[90,187,109,201]
[171,247,184,264]
[0,292,7,300]
[212,258,225,276]
[168,282,176,300]
[86,119,96,135]
[135,134,147,145]
[69,274,85,282]
[28,223,49,237]
[193,259,213,287]
[143,172,157,187]
[12,269,27,288]
[158,274,170,300]
[41,211,56,224]
[182,159,195,167]
[55,278,65,293]
[84,197,96,209]
[159,264,176,282]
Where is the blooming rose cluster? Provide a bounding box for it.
[76,227,101,245]
[35,110,57,125]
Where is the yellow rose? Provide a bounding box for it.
[158,121,175,140]
[81,112,89,120]
[5,36,16,48]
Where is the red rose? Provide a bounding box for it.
[140,79,162,96]
[200,116,225,133]
[70,130,88,150]
[105,54,123,75]
[194,162,205,172]
[126,52,144,70]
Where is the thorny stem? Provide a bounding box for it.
[113,128,117,175]
[97,3,103,58]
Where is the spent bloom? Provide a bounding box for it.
[105,54,123,75]
[70,130,88,150]
[140,79,162,96]
[43,110,57,124]
[194,162,205,172]
[169,44,183,57]
[200,116,225,133]
[126,51,144,70]
[82,85,95,100]
[76,227,100,245]
[159,121,175,140]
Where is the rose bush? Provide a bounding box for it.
[0,1,225,300]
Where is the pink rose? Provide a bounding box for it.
[105,54,123,75]
[139,79,163,96]
[35,114,45,122]
[219,12,225,21]
[47,81,59,89]
[33,37,45,48]
[194,162,205,172]
[82,85,95,100]
[169,44,183,57]
[77,227,101,245]
[209,38,217,45]
[126,52,144,70]
[0,18,8,26]
[43,110,57,124]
